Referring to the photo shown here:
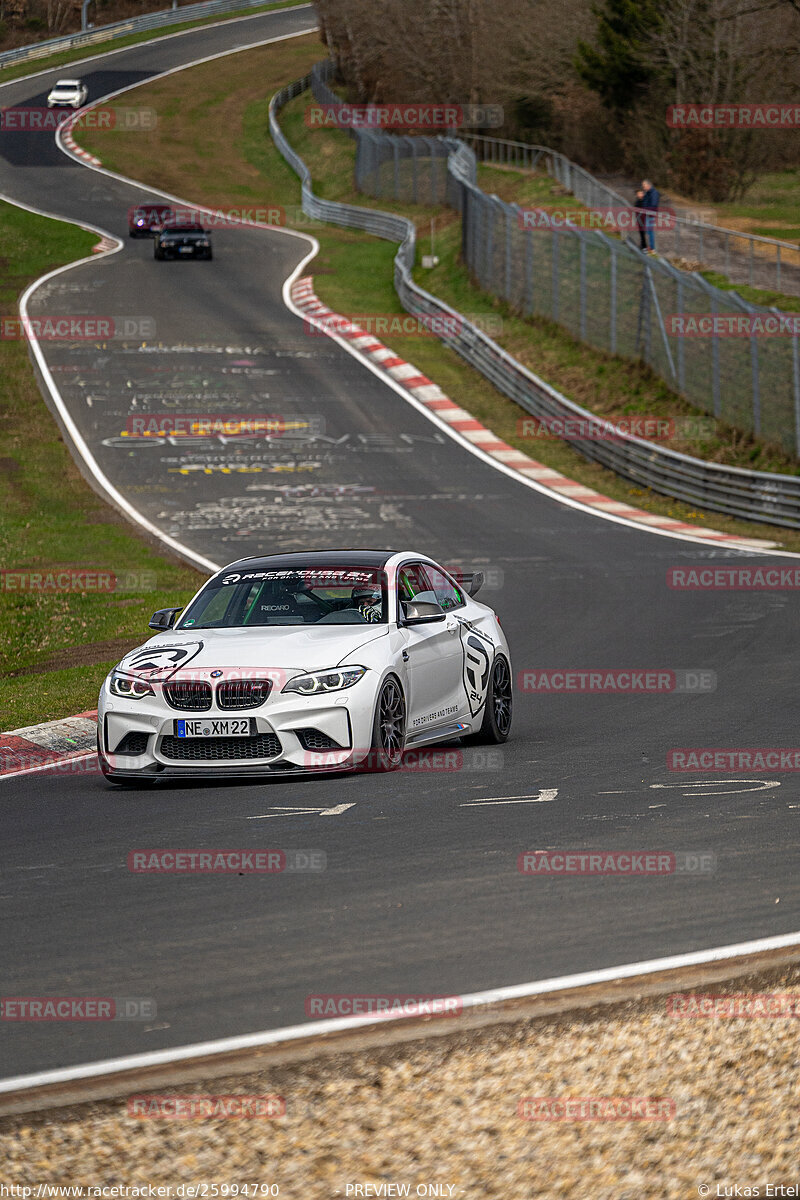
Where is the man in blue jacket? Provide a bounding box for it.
[640,179,661,253]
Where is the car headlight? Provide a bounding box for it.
[109,670,155,700]
[282,666,366,696]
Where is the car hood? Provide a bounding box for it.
[116,625,389,679]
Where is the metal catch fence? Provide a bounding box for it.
[269,65,800,529]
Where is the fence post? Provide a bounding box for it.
[777,244,782,292]
[392,138,399,199]
[610,242,617,355]
[552,232,560,323]
[411,139,418,205]
[794,331,800,458]
[635,262,651,361]
[505,208,513,301]
[711,292,721,419]
[676,275,685,393]
[751,327,761,435]
[484,197,493,291]
[579,237,587,341]
[525,230,534,315]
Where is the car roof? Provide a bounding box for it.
[219,550,401,574]
[161,223,205,232]
[55,79,81,86]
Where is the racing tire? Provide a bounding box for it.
[365,675,406,772]
[468,654,512,744]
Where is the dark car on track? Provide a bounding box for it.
[153,222,213,261]
[129,205,174,238]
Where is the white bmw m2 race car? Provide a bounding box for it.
[97,550,512,785]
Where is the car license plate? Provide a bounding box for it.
[179,246,193,254]
[175,718,255,737]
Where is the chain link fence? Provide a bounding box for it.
[271,67,800,527]
[308,62,800,460]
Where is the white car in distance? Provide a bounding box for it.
[46,79,88,108]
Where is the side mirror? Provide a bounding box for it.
[148,607,182,631]
[401,600,446,625]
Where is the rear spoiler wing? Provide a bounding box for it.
[454,571,484,598]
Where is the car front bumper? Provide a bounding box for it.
[98,679,378,780]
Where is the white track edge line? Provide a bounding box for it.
[43,27,800,559]
[0,3,314,92]
[1,929,798,1093]
[3,24,319,578]
[286,289,800,558]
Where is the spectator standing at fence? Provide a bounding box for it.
[640,179,660,253]
[633,188,647,250]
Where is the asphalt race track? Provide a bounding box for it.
[0,8,798,1078]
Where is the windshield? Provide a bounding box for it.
[178,565,388,628]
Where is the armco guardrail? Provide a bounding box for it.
[271,68,800,530]
[0,0,297,69]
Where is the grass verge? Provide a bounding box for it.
[0,201,203,729]
[73,43,800,555]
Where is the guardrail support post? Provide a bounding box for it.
[552,232,560,323]
[711,293,721,418]
[751,331,761,435]
[609,244,617,354]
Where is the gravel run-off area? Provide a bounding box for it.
[1,965,799,1199]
